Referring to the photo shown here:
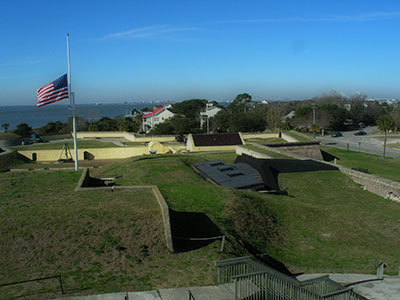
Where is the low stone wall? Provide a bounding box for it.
[236,145,272,159]
[266,142,323,161]
[338,166,400,201]
[75,169,175,252]
[243,143,400,202]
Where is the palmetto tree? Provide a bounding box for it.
[376,114,395,158]
[1,123,9,133]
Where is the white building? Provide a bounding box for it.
[200,103,222,129]
[142,105,175,133]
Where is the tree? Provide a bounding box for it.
[266,107,283,132]
[14,123,32,137]
[209,110,230,133]
[170,99,208,118]
[390,105,400,132]
[227,93,252,114]
[1,123,9,133]
[376,114,395,158]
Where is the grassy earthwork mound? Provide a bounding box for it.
[1,151,399,298]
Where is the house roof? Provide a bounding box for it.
[143,107,164,118]
[192,133,243,147]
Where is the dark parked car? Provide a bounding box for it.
[331,132,343,137]
[354,131,367,136]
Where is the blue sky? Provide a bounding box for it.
[1,0,400,105]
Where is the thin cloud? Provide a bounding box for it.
[0,59,42,67]
[100,25,200,40]
[215,11,400,24]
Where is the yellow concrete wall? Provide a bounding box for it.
[18,146,154,161]
[134,135,176,143]
[77,131,176,143]
[241,132,280,140]
[77,131,135,141]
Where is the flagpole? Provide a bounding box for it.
[67,33,79,171]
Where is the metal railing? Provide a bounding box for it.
[300,275,343,295]
[0,275,64,297]
[217,257,369,300]
[188,289,196,300]
[216,256,266,284]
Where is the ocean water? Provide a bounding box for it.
[0,103,147,130]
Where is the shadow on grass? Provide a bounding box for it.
[321,150,338,162]
[240,240,293,276]
[170,209,223,252]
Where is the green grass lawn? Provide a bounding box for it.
[283,131,313,142]
[0,169,225,299]
[2,152,400,298]
[122,141,147,146]
[245,138,287,144]
[242,144,293,159]
[95,153,400,275]
[0,132,19,140]
[321,146,400,182]
[11,140,118,151]
[41,133,71,141]
[373,135,400,140]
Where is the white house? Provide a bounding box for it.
[200,103,222,128]
[142,105,175,133]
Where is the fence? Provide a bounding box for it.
[217,257,369,300]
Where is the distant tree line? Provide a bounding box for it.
[6,91,400,138]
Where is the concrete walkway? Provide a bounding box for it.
[55,275,400,300]
[55,284,234,300]
[297,273,400,300]
[59,290,161,300]
[159,283,234,300]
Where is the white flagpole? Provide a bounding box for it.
[67,33,79,171]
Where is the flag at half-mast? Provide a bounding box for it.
[36,74,69,107]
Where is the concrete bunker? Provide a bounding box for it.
[169,209,223,252]
[83,151,95,160]
[194,154,338,193]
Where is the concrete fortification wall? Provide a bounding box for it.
[75,169,175,252]
[76,131,175,143]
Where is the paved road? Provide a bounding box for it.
[315,127,400,159]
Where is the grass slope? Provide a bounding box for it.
[95,153,400,275]
[0,170,224,299]
[2,152,399,298]
[322,146,400,182]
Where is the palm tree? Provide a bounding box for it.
[376,114,395,158]
[1,123,9,133]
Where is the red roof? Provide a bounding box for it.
[143,107,164,118]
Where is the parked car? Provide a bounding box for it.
[354,131,367,136]
[331,132,343,137]
[359,123,366,128]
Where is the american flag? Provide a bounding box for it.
[37,74,69,107]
